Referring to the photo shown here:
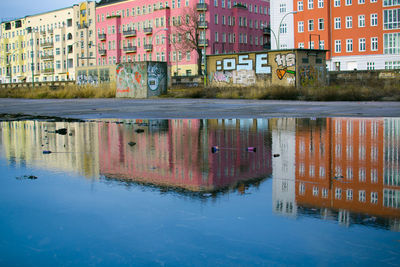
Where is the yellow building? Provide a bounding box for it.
[0,1,96,84]
[0,18,27,83]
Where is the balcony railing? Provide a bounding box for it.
[41,68,54,74]
[198,39,209,46]
[263,27,271,35]
[123,29,137,37]
[263,43,271,50]
[196,3,208,11]
[98,33,107,40]
[198,21,208,28]
[40,42,54,48]
[41,55,54,61]
[78,22,89,29]
[144,44,153,51]
[123,46,137,53]
[144,27,153,34]
[98,49,107,56]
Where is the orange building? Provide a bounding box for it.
[291,0,400,70]
[295,118,400,228]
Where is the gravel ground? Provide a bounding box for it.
[0,98,399,120]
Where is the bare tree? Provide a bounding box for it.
[172,6,205,76]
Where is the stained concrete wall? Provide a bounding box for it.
[328,70,400,87]
[116,62,167,98]
[207,49,327,88]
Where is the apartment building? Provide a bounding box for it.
[271,0,400,70]
[95,0,270,76]
[0,1,96,83]
[0,18,28,83]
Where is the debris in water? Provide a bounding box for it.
[135,129,145,133]
[128,142,136,146]
[55,128,67,135]
[273,154,280,157]
[16,175,38,180]
[43,150,52,154]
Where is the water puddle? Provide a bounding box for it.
[0,117,399,265]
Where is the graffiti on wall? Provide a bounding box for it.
[213,71,233,83]
[116,63,147,97]
[147,62,166,93]
[275,53,296,84]
[76,74,99,85]
[299,66,325,87]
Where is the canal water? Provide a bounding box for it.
[0,118,399,266]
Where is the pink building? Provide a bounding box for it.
[95,0,270,76]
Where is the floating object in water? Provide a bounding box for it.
[16,175,37,180]
[55,128,67,135]
[273,154,280,157]
[135,129,145,133]
[246,147,256,152]
[128,142,136,146]
[211,146,220,153]
[43,150,52,154]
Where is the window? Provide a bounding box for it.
[335,188,342,199]
[298,21,304,32]
[215,14,218,24]
[358,15,365,27]
[310,165,315,177]
[384,33,400,54]
[319,40,325,49]
[359,38,366,51]
[319,166,325,177]
[384,9,400,29]
[308,19,314,31]
[346,0,352,5]
[346,167,353,179]
[371,37,378,51]
[299,183,306,194]
[384,0,400,5]
[334,0,341,6]
[313,186,319,196]
[298,0,304,10]
[346,39,353,52]
[308,0,314,9]
[318,0,324,7]
[359,0,365,3]
[371,14,378,26]
[335,17,341,29]
[347,189,353,200]
[346,16,352,28]
[280,3,287,13]
[359,190,366,202]
[280,23,287,34]
[298,42,305,48]
[371,192,378,204]
[385,61,400,69]
[318,18,324,30]
[186,51,191,61]
[335,40,341,53]
[214,0,218,7]
[322,188,328,198]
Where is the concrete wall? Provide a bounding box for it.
[329,70,400,87]
[116,61,167,98]
[207,49,327,88]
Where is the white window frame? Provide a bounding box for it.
[298,21,304,32]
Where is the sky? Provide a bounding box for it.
[0,0,79,21]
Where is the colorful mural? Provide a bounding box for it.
[116,62,167,98]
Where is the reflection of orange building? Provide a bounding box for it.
[295,118,400,223]
[98,119,272,193]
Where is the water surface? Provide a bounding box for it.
[0,118,399,266]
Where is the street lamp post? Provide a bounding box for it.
[277,11,297,49]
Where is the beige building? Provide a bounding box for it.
[0,1,96,83]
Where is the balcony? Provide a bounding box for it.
[41,55,54,61]
[196,3,207,11]
[144,44,153,51]
[40,42,54,48]
[41,68,54,74]
[123,46,137,53]
[198,21,208,28]
[98,33,107,41]
[263,43,271,50]
[78,22,88,29]
[198,39,209,46]
[98,49,107,56]
[144,27,153,34]
[123,29,137,37]
[263,27,271,35]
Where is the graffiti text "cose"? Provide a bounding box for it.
[216,54,271,74]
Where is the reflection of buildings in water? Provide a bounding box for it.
[99,119,272,193]
[0,121,100,178]
[294,118,400,230]
[271,118,297,217]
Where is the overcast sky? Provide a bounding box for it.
[1,0,79,21]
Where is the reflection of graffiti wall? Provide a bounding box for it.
[207,49,327,88]
[116,62,167,98]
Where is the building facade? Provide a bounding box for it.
[95,0,270,76]
[0,1,96,83]
[271,0,400,70]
